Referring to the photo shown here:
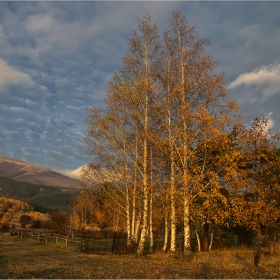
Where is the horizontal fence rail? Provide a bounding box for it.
[10,228,277,255]
[9,228,128,255]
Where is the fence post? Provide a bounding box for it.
[56,234,59,244]
[105,236,108,254]
[81,237,85,252]
[112,231,116,253]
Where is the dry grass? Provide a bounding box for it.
[1,232,280,279]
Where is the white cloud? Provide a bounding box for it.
[228,60,280,100]
[0,25,7,41]
[0,59,34,92]
[25,13,54,34]
[262,112,274,133]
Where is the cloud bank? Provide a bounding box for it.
[229,60,280,101]
[0,59,34,92]
[0,1,279,170]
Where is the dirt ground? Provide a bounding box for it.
[1,232,280,279]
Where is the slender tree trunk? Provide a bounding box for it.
[131,132,138,243]
[203,223,209,252]
[123,121,131,248]
[137,44,150,256]
[183,190,191,256]
[149,188,154,253]
[195,228,201,252]
[169,107,176,256]
[209,227,213,251]
[137,110,149,255]
[170,182,176,256]
[137,145,148,255]
[177,25,191,257]
[149,148,154,253]
[163,205,169,253]
[114,208,120,231]
[268,232,276,255]
[125,170,131,248]
[134,210,141,244]
[126,187,131,248]
[131,193,136,243]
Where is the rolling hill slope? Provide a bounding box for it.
[0,177,79,211]
[0,156,80,189]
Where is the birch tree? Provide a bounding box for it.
[153,11,241,256]
[119,14,160,256]
[85,10,243,257]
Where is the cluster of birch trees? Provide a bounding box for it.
[83,11,280,256]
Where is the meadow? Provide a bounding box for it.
[1,232,280,279]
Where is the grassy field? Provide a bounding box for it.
[1,232,280,279]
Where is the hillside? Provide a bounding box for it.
[0,197,50,229]
[0,156,80,189]
[0,177,78,212]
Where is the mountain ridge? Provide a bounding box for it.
[0,156,81,189]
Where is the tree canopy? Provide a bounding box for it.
[83,11,280,257]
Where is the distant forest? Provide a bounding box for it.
[0,177,78,212]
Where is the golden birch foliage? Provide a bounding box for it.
[85,10,244,254]
[233,117,280,231]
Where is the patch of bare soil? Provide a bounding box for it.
[0,162,27,177]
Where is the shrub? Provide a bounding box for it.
[0,223,10,232]
[19,214,33,228]
[32,219,42,229]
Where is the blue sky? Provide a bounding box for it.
[0,1,280,175]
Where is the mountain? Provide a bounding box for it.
[60,166,84,179]
[0,156,80,189]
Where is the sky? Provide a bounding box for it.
[0,1,280,176]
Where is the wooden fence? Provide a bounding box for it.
[11,228,272,255]
[9,228,128,255]
[80,231,128,254]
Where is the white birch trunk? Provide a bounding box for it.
[123,117,131,248]
[170,169,176,256]
[137,42,149,256]
[149,188,154,253]
[131,132,138,243]
[163,203,169,253]
[137,127,148,256]
[183,186,191,256]
[134,210,141,244]
[196,229,201,252]
[168,57,177,257]
[125,171,131,248]
[149,148,154,253]
[179,27,191,257]
[126,188,131,248]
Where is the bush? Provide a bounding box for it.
[19,215,33,228]
[50,212,69,233]
[32,220,42,229]
[0,223,10,232]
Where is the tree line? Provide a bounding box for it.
[79,11,280,257]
